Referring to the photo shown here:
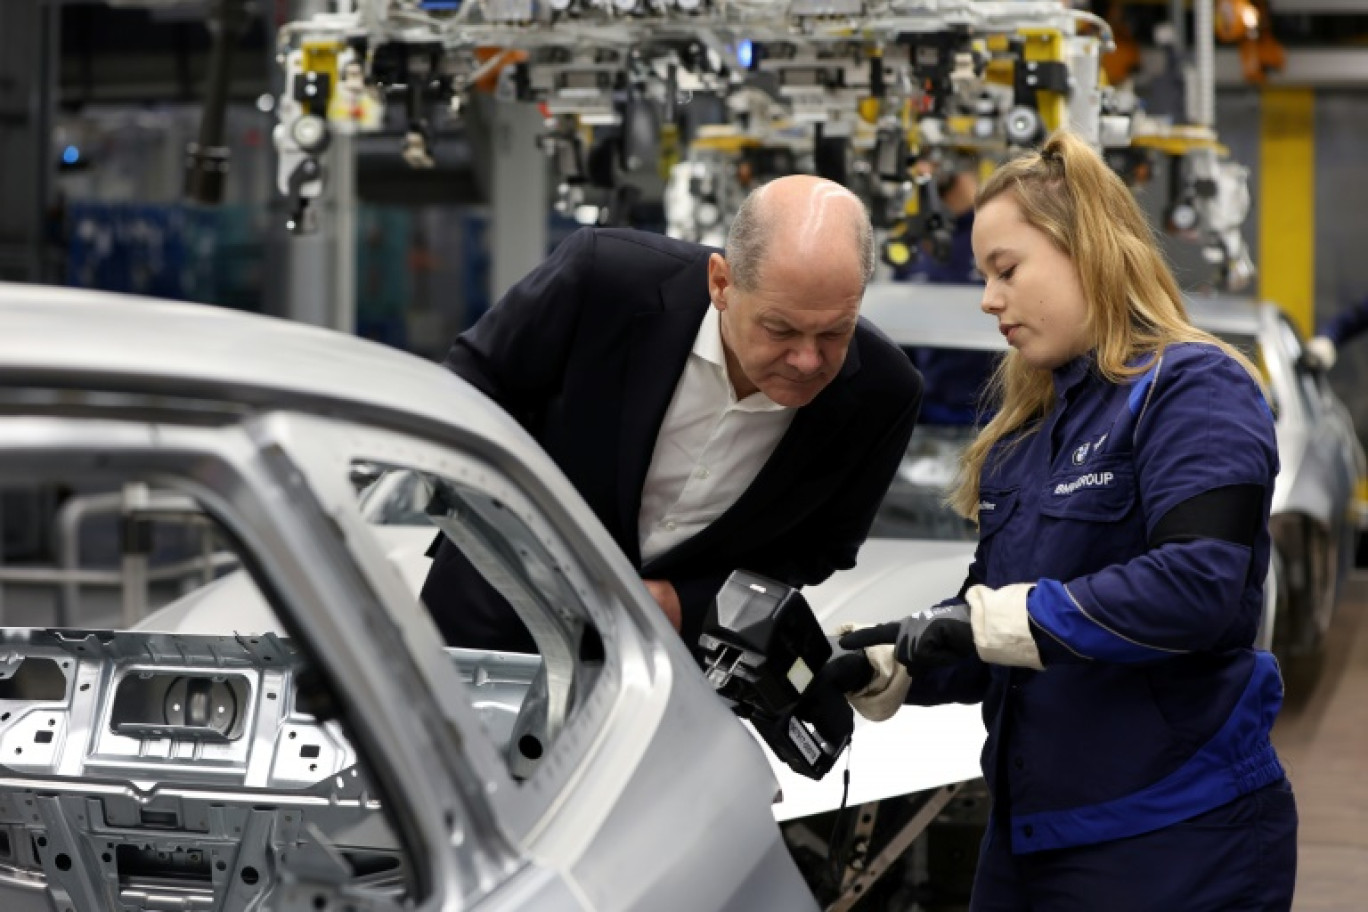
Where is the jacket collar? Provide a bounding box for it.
[1053,351,1096,400]
[615,257,712,563]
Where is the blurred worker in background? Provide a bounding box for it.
[896,161,999,425]
[895,165,981,286]
[1306,294,1368,370]
[830,131,1297,910]
[422,175,923,653]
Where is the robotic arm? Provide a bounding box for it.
[269,0,1251,289]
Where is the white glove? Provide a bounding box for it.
[834,622,911,721]
[1306,336,1337,371]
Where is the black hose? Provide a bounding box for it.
[185,0,249,204]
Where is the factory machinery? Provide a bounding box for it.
[272,0,1255,290]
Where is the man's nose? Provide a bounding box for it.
[788,340,822,374]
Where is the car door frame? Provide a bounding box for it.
[0,406,533,910]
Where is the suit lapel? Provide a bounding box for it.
[643,335,864,575]
[616,263,710,565]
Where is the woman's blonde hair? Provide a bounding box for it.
[949,130,1263,518]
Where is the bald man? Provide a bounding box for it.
[423,176,924,652]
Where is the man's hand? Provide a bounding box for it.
[839,602,975,675]
[643,579,682,632]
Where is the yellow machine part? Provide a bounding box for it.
[1260,88,1315,337]
[658,123,681,181]
[984,58,1014,87]
[303,40,352,123]
[1019,27,1063,61]
[301,40,341,92]
[883,220,914,267]
[1019,28,1066,134]
[692,134,763,153]
[1130,134,1230,157]
[884,239,914,267]
[947,115,976,137]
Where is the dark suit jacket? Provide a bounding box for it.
[422,227,923,652]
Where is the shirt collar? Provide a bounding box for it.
[693,304,789,412]
[693,303,727,367]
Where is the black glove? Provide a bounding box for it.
[791,640,883,745]
[814,638,878,695]
[838,602,975,675]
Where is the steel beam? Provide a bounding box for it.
[1144,47,1368,89]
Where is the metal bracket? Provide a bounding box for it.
[825,782,962,912]
[838,801,880,892]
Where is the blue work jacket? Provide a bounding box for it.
[907,342,1285,854]
[1322,294,1368,347]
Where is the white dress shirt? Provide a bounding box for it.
[638,304,796,563]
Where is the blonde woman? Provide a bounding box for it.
[836,132,1296,909]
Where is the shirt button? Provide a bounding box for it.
[1014,757,1025,770]
[663,520,677,532]
[697,466,711,479]
[1022,825,1034,838]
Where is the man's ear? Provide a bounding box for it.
[707,253,731,311]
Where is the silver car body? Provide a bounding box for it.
[0,284,819,912]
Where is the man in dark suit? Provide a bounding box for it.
[423,175,923,652]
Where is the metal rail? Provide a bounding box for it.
[0,484,236,627]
